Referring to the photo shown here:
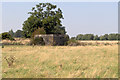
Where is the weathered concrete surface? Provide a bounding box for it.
[34,34,67,45]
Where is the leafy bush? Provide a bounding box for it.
[30,27,46,45]
[8,29,14,37]
[30,37,45,45]
[71,37,76,40]
[14,30,23,38]
[108,34,118,40]
[63,34,70,45]
[2,44,4,48]
[2,32,14,40]
[94,35,99,40]
[31,27,46,38]
[82,34,94,40]
[67,39,79,46]
[76,34,83,40]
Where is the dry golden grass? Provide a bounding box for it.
[2,45,118,78]
[2,38,119,46]
[78,40,118,45]
[2,38,30,45]
[79,40,118,43]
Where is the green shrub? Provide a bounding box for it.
[30,37,45,45]
[31,27,46,38]
[67,39,79,46]
[14,30,23,38]
[30,27,46,45]
[2,44,4,48]
[2,32,14,41]
[63,34,70,45]
[71,37,76,40]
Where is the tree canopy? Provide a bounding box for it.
[1,32,14,40]
[75,33,120,40]
[14,30,23,38]
[22,3,66,38]
[8,29,14,37]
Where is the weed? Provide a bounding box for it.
[4,55,15,67]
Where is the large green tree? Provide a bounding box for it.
[22,3,66,38]
[82,34,94,40]
[14,30,23,38]
[2,32,14,40]
[94,35,99,40]
[103,34,108,40]
[8,29,14,37]
[76,34,83,40]
[108,33,117,40]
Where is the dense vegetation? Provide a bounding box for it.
[22,3,66,38]
[31,27,46,38]
[30,37,45,45]
[73,33,120,40]
[1,32,14,40]
[8,29,23,38]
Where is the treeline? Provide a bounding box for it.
[8,29,23,38]
[0,29,23,40]
[1,29,120,41]
[71,33,120,40]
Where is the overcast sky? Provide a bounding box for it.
[2,2,118,37]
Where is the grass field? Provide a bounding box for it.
[2,45,118,78]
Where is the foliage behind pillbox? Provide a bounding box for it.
[31,37,45,45]
[2,32,14,41]
[30,27,46,45]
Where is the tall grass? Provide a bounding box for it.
[2,45,118,78]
